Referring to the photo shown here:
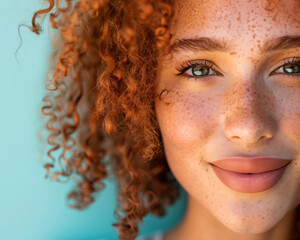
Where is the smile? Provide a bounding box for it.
[210,162,291,193]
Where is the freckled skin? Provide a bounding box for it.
[155,0,300,240]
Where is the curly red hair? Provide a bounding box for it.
[26,0,300,239]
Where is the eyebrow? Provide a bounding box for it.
[170,35,300,54]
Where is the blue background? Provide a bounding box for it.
[0,0,186,239]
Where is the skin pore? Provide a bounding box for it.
[154,0,300,240]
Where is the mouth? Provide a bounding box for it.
[210,161,291,193]
[211,161,291,174]
[210,156,292,174]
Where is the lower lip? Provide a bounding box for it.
[210,163,290,193]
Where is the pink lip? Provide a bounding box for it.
[211,157,292,173]
[210,157,292,193]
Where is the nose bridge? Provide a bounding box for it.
[223,78,276,145]
[229,79,260,113]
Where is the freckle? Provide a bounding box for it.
[253,34,256,38]
[237,12,241,21]
[251,48,253,52]
[230,51,237,55]
[257,43,262,51]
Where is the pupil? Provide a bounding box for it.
[192,66,209,76]
[284,64,300,74]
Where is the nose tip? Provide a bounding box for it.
[226,119,274,145]
[223,80,276,146]
[230,132,273,144]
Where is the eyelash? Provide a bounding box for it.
[175,60,219,81]
[175,57,300,81]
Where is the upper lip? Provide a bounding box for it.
[210,157,292,173]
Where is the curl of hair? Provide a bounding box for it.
[25,0,300,239]
[27,0,179,239]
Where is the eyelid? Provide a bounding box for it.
[175,59,222,78]
[271,57,300,75]
[185,65,219,78]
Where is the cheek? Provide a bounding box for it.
[277,89,300,143]
[155,88,217,160]
[155,88,219,197]
[282,112,300,143]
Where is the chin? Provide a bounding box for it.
[216,210,281,235]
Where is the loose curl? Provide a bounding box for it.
[23,0,300,239]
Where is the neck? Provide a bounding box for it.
[165,195,297,240]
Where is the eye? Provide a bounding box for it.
[175,59,220,80]
[272,57,300,76]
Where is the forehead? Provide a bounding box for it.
[170,0,300,45]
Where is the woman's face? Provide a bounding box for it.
[155,0,300,234]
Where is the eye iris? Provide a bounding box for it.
[192,66,209,76]
[284,64,300,74]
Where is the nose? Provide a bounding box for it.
[223,81,276,146]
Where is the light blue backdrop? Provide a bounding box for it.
[0,0,186,239]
